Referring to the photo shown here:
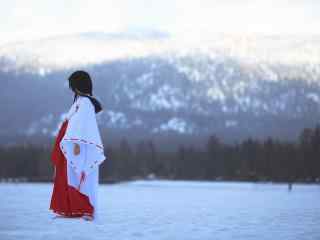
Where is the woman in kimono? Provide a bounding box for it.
[49,70,106,221]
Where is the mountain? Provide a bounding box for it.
[1,30,320,147]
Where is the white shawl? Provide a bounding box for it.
[59,95,106,218]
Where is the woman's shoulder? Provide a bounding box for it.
[78,96,94,111]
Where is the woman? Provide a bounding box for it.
[49,70,106,221]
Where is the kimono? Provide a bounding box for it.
[49,95,106,219]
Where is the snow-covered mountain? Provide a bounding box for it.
[1,31,320,144]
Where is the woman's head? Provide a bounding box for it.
[68,70,93,95]
[68,70,103,114]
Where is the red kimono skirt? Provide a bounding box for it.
[49,119,94,217]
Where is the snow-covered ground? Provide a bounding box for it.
[0,180,319,240]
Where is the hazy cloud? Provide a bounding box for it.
[0,0,319,45]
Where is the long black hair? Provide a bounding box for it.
[68,70,102,113]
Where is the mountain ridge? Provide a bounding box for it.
[1,31,320,146]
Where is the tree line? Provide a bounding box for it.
[1,126,320,183]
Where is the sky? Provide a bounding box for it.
[1,0,320,45]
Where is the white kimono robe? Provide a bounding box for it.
[59,95,106,219]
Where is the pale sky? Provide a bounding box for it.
[1,0,319,45]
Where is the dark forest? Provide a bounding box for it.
[1,125,320,183]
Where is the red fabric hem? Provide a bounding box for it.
[50,209,93,218]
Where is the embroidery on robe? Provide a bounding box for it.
[62,137,104,150]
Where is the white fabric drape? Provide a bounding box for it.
[59,95,106,218]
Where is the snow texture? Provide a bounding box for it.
[0,180,319,240]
